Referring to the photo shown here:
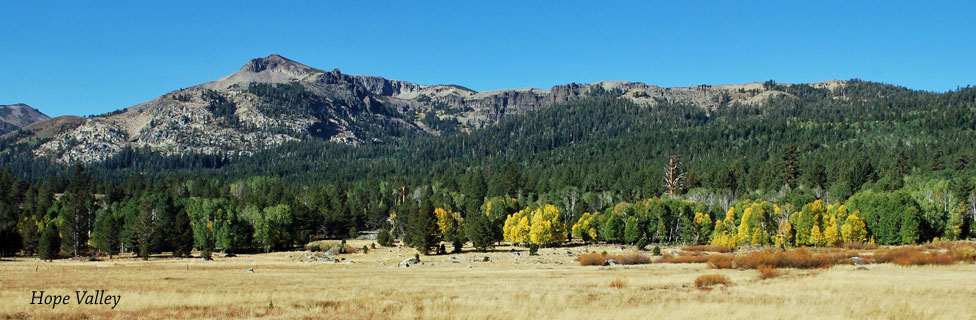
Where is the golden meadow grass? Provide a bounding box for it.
[3,240,976,319]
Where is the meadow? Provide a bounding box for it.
[2,241,976,319]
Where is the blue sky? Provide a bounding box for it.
[1,1,973,117]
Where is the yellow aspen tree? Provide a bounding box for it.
[529,207,550,245]
[571,214,584,239]
[434,208,455,237]
[503,212,516,242]
[841,211,868,243]
[710,219,737,249]
[809,225,824,247]
[528,204,566,245]
[795,200,827,246]
[751,228,764,245]
[723,206,737,240]
[693,212,713,243]
[503,209,530,243]
[828,203,849,221]
[546,204,567,243]
[823,214,840,247]
[774,220,791,247]
[514,215,531,244]
[573,212,600,241]
[735,206,754,246]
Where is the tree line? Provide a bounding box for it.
[0,159,973,259]
[1,80,976,258]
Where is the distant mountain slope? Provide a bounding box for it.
[7,54,848,164]
[0,104,51,134]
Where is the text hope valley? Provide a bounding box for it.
[31,290,121,309]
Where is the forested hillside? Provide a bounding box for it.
[1,79,975,258]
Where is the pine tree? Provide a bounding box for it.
[61,165,94,257]
[172,209,194,257]
[0,201,22,257]
[407,201,440,255]
[133,198,156,260]
[623,216,642,244]
[92,211,121,258]
[377,228,393,247]
[150,194,178,254]
[900,206,921,244]
[38,223,60,261]
[16,214,41,255]
[465,212,494,252]
[781,144,800,188]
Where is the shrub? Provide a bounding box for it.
[733,248,844,269]
[636,238,649,251]
[707,254,734,269]
[200,248,212,261]
[922,241,955,250]
[694,274,732,287]
[609,279,627,289]
[371,243,377,249]
[682,245,732,253]
[452,235,463,253]
[874,247,955,266]
[529,243,539,256]
[872,247,917,264]
[305,240,343,253]
[652,246,661,256]
[756,265,782,279]
[842,242,877,250]
[894,253,954,266]
[377,229,393,247]
[657,254,709,264]
[950,245,976,262]
[609,253,653,265]
[362,245,369,254]
[578,252,607,266]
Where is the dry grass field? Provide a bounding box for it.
[2,241,976,319]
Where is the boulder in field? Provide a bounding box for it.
[399,257,420,267]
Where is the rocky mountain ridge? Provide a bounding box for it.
[5,54,847,164]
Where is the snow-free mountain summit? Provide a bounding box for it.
[0,104,50,134]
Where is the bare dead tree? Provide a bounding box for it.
[969,193,976,235]
[561,188,579,225]
[663,155,686,197]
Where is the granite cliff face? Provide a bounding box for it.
[7,54,845,164]
[0,104,50,134]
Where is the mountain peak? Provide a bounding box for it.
[0,103,51,134]
[240,54,310,73]
[199,54,317,90]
